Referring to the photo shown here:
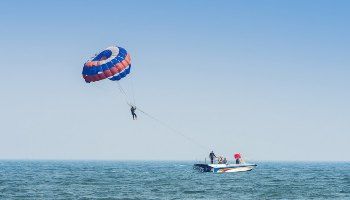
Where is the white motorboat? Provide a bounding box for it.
[193,163,257,173]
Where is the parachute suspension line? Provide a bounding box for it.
[129,65,136,106]
[115,67,137,107]
[91,82,126,107]
[116,81,127,97]
[116,81,132,106]
[136,107,209,151]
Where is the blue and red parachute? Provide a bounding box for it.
[82,46,131,83]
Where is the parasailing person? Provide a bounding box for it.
[130,105,137,120]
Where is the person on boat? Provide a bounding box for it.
[234,153,242,164]
[218,156,223,164]
[130,106,137,120]
[235,158,241,164]
[235,157,245,164]
[209,151,216,164]
[218,156,227,164]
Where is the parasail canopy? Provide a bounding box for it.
[82,46,131,83]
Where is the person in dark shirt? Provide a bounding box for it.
[130,106,137,120]
[209,151,216,164]
[236,158,241,164]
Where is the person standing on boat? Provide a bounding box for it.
[234,153,242,164]
[209,151,216,164]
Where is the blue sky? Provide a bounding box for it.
[0,0,349,161]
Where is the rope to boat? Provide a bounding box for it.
[135,107,209,151]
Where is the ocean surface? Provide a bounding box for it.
[0,161,349,199]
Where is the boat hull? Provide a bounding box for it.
[194,163,257,173]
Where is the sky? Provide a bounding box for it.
[0,0,349,161]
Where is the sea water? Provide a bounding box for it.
[0,161,349,199]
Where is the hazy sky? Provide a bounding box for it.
[0,0,349,161]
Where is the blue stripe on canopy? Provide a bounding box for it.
[109,66,131,81]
